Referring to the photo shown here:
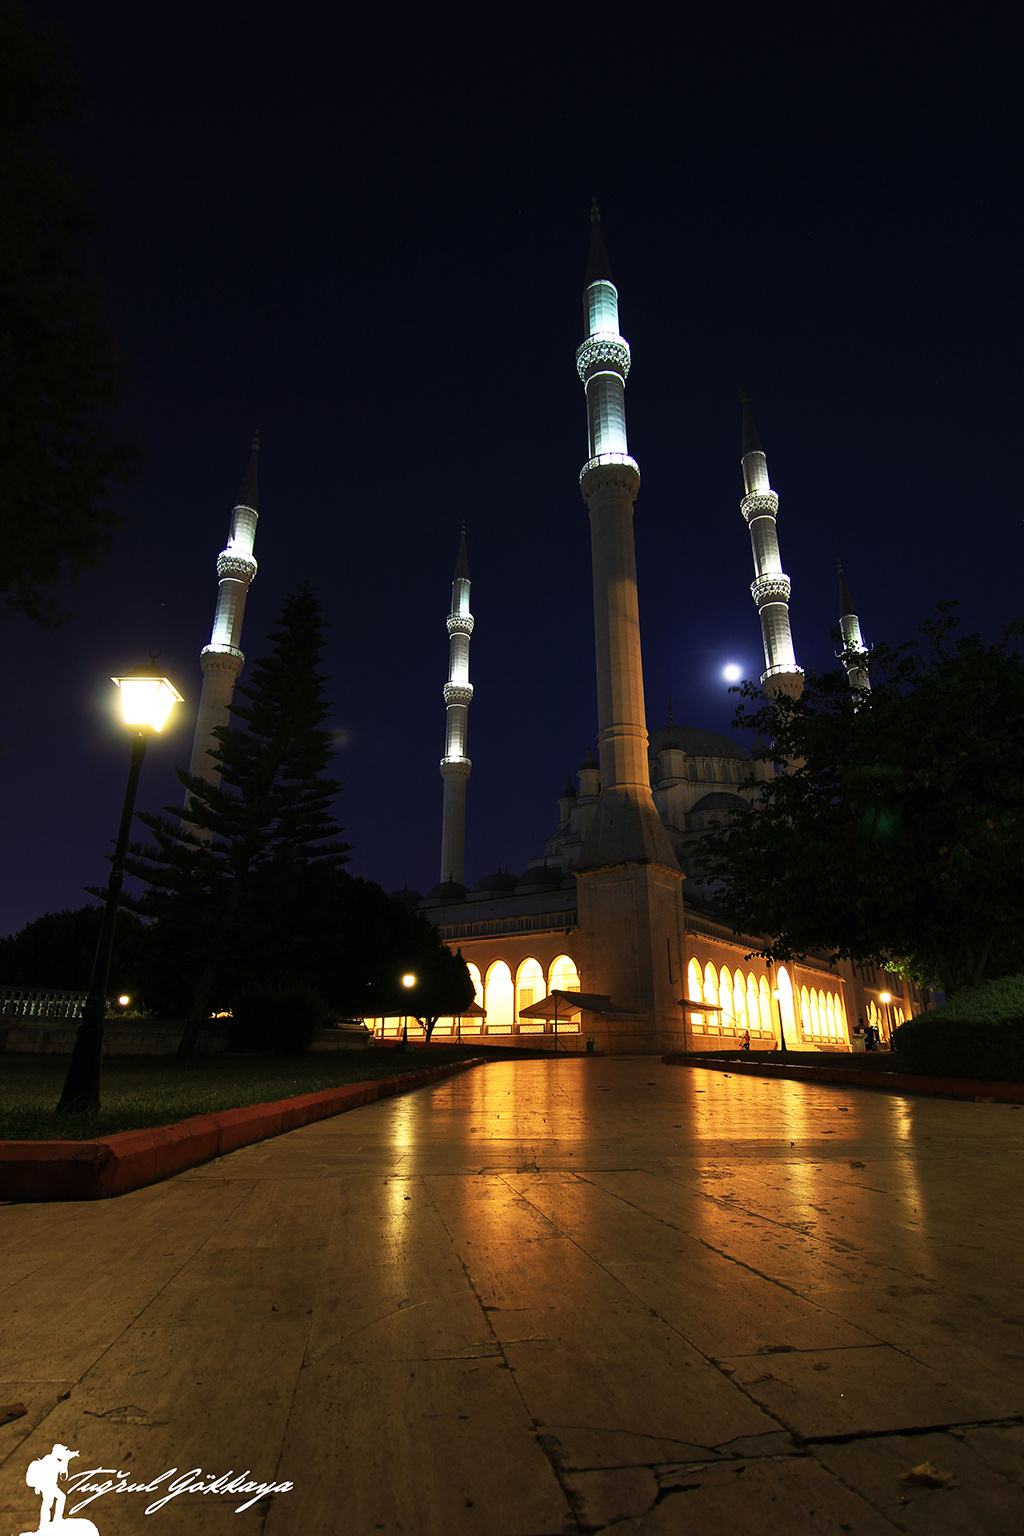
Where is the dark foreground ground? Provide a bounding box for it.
[2,1057,1022,1534]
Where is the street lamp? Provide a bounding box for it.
[879,992,892,1048]
[397,972,416,1050]
[57,661,183,1114]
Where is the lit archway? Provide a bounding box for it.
[466,962,483,1009]
[687,958,705,1033]
[549,954,580,993]
[776,966,796,1038]
[733,969,747,1033]
[516,957,545,1019]
[746,974,760,1034]
[703,963,719,1030]
[719,966,734,1034]
[485,961,513,1033]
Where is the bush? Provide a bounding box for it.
[892,974,1024,1080]
[226,983,327,1055]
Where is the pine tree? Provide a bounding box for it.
[129,582,351,1052]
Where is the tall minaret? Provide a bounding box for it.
[187,435,259,789]
[740,392,803,698]
[574,202,685,1051]
[837,560,871,692]
[439,523,473,883]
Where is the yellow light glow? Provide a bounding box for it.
[880,992,892,1004]
[113,664,183,733]
[118,995,130,1007]
[401,973,417,989]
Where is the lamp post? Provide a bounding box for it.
[57,662,182,1114]
[398,972,416,1050]
[767,961,788,1055]
[879,991,892,1049]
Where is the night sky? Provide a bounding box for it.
[3,3,1021,937]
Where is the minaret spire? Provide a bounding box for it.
[439,523,474,884]
[186,434,260,793]
[739,392,803,699]
[837,559,871,692]
[573,202,685,1049]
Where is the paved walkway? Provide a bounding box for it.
[2,1058,1023,1534]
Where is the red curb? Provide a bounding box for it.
[662,1054,1024,1102]
[0,1058,487,1203]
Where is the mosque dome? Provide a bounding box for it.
[389,884,424,907]
[466,869,521,901]
[421,879,470,906]
[579,747,599,770]
[648,724,750,761]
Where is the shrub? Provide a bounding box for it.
[226,983,326,1055]
[892,974,1024,1080]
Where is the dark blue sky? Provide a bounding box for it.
[2,1,1021,934]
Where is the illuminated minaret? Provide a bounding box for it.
[439,523,473,883]
[838,560,871,692]
[740,392,803,698]
[187,435,259,790]
[574,202,685,1049]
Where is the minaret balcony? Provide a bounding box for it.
[740,491,779,524]
[217,551,258,581]
[440,756,472,777]
[750,573,791,606]
[444,683,474,704]
[576,334,631,384]
[579,453,640,496]
[446,612,475,635]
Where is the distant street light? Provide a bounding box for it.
[57,661,182,1114]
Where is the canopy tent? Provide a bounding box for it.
[517,991,642,1020]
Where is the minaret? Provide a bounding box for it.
[740,392,803,698]
[573,202,685,1050]
[439,523,473,883]
[838,560,871,692]
[187,435,259,790]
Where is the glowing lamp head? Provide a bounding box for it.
[723,664,742,683]
[401,973,417,989]
[879,992,892,1004]
[117,995,130,1008]
[114,662,183,734]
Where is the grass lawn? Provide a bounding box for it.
[0,1047,503,1141]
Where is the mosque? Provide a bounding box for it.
[188,207,926,1054]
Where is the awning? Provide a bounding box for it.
[517,990,642,1020]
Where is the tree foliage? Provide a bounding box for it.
[0,902,147,994]
[127,584,351,1045]
[0,1,141,625]
[695,606,1024,995]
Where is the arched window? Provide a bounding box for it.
[776,966,796,1038]
[466,962,483,1010]
[485,961,514,1033]
[549,954,580,993]
[759,975,772,1032]
[719,966,734,1033]
[825,993,837,1037]
[703,963,719,1029]
[836,994,848,1038]
[687,958,705,1032]
[800,986,812,1036]
[746,974,760,1033]
[516,957,545,1020]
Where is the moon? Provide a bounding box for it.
[723,664,742,682]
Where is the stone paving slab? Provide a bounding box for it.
[1,1058,1022,1534]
